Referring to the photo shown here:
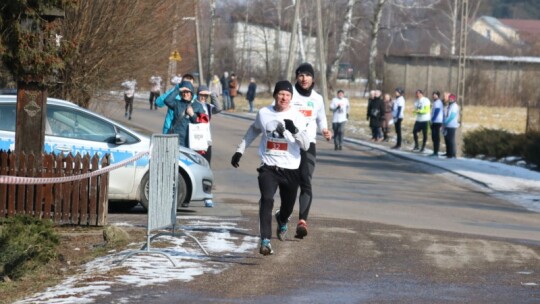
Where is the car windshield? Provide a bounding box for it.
[47,105,117,142]
[1,101,140,144]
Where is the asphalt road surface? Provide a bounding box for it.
[98,98,540,303]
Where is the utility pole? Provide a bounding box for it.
[285,0,301,81]
[194,0,204,85]
[316,0,328,102]
[168,2,180,91]
[456,0,468,157]
[206,0,216,85]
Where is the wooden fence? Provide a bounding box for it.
[0,151,110,226]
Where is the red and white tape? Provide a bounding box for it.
[0,151,149,185]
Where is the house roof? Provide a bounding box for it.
[499,19,540,36]
[499,18,540,46]
[475,16,517,46]
[386,25,508,57]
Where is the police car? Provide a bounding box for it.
[0,95,213,210]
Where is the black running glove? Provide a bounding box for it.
[284,119,298,134]
[231,152,242,168]
[275,122,285,137]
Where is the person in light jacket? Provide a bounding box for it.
[121,77,137,120]
[443,92,460,158]
[329,90,350,150]
[391,87,405,149]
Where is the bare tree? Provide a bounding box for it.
[436,0,484,56]
[57,1,194,107]
[328,0,357,83]
[367,0,387,91]
[206,0,217,83]
[285,0,301,81]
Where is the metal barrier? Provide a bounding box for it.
[117,135,208,267]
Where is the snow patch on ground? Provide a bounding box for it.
[16,217,258,304]
[345,137,540,213]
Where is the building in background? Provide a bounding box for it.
[232,20,317,77]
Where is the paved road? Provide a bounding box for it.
[98,98,540,303]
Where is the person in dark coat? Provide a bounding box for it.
[246,77,257,113]
[367,90,385,141]
[228,73,239,111]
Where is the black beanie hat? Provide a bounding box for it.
[273,80,294,96]
[295,62,315,78]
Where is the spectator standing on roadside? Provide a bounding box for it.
[156,74,196,134]
[228,73,239,111]
[329,89,350,150]
[149,73,162,110]
[382,93,394,142]
[290,62,332,239]
[162,80,207,208]
[209,74,222,106]
[230,80,309,255]
[162,81,206,145]
[430,91,443,156]
[367,90,385,141]
[412,89,431,152]
[194,84,215,208]
[220,71,230,110]
[443,93,460,158]
[391,87,405,149]
[193,85,214,165]
[246,77,257,113]
[121,76,137,120]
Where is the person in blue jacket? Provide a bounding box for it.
[443,92,460,158]
[159,81,205,147]
[430,91,444,156]
[156,74,197,134]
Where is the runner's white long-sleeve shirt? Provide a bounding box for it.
[290,86,328,143]
[236,105,309,169]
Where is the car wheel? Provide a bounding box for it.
[139,171,188,211]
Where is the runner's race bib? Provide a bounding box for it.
[265,137,288,156]
[298,106,313,118]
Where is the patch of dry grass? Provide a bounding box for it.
[1,226,145,304]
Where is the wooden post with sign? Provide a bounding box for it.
[15,81,47,157]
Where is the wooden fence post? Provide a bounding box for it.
[0,152,7,217]
[98,155,109,226]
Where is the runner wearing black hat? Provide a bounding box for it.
[231,80,309,255]
[289,62,332,239]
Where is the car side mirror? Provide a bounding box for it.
[115,134,126,145]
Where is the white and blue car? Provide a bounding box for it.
[0,95,213,210]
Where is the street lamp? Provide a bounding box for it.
[182,0,205,86]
